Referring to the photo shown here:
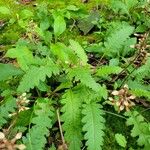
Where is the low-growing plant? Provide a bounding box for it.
[0,0,150,150]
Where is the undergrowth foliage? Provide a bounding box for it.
[0,0,150,149]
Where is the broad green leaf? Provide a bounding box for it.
[0,6,11,15]
[69,40,88,65]
[77,10,100,35]
[20,9,33,19]
[51,43,77,64]
[67,5,79,11]
[115,133,127,148]
[0,63,23,81]
[54,15,66,37]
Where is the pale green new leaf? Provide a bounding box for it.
[68,67,100,92]
[0,63,23,81]
[0,6,11,15]
[82,102,105,150]
[69,40,88,65]
[23,98,54,150]
[54,15,66,37]
[61,89,82,150]
[115,133,127,148]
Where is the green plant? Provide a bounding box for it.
[0,0,150,149]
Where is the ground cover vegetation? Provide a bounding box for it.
[0,0,150,149]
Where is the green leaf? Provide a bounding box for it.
[126,111,150,148]
[23,98,54,150]
[105,23,134,57]
[67,5,79,11]
[20,9,33,19]
[51,42,77,64]
[0,63,23,81]
[69,40,88,65]
[0,6,11,15]
[115,133,127,148]
[130,89,150,100]
[82,102,105,150]
[54,15,66,37]
[5,46,34,71]
[18,59,59,92]
[0,96,17,129]
[77,10,100,35]
[68,66,100,92]
[96,66,122,78]
[61,89,83,150]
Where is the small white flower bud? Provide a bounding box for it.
[112,90,119,95]
[22,93,27,97]
[15,132,22,140]
[15,144,26,150]
[0,132,5,139]
[119,105,124,111]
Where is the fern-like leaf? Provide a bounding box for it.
[126,111,150,148]
[61,89,83,150]
[69,39,88,65]
[23,98,54,150]
[130,89,150,100]
[96,65,122,77]
[18,58,59,92]
[82,102,105,150]
[68,67,100,92]
[104,23,134,57]
[0,96,17,128]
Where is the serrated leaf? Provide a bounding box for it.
[69,40,88,65]
[0,97,17,128]
[105,23,134,57]
[115,133,127,148]
[82,102,105,150]
[68,67,100,92]
[18,59,59,92]
[96,66,122,77]
[61,89,83,150]
[126,111,150,147]
[5,46,34,71]
[130,89,150,100]
[54,15,66,37]
[0,63,23,81]
[23,98,54,150]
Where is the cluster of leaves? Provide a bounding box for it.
[0,0,150,149]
